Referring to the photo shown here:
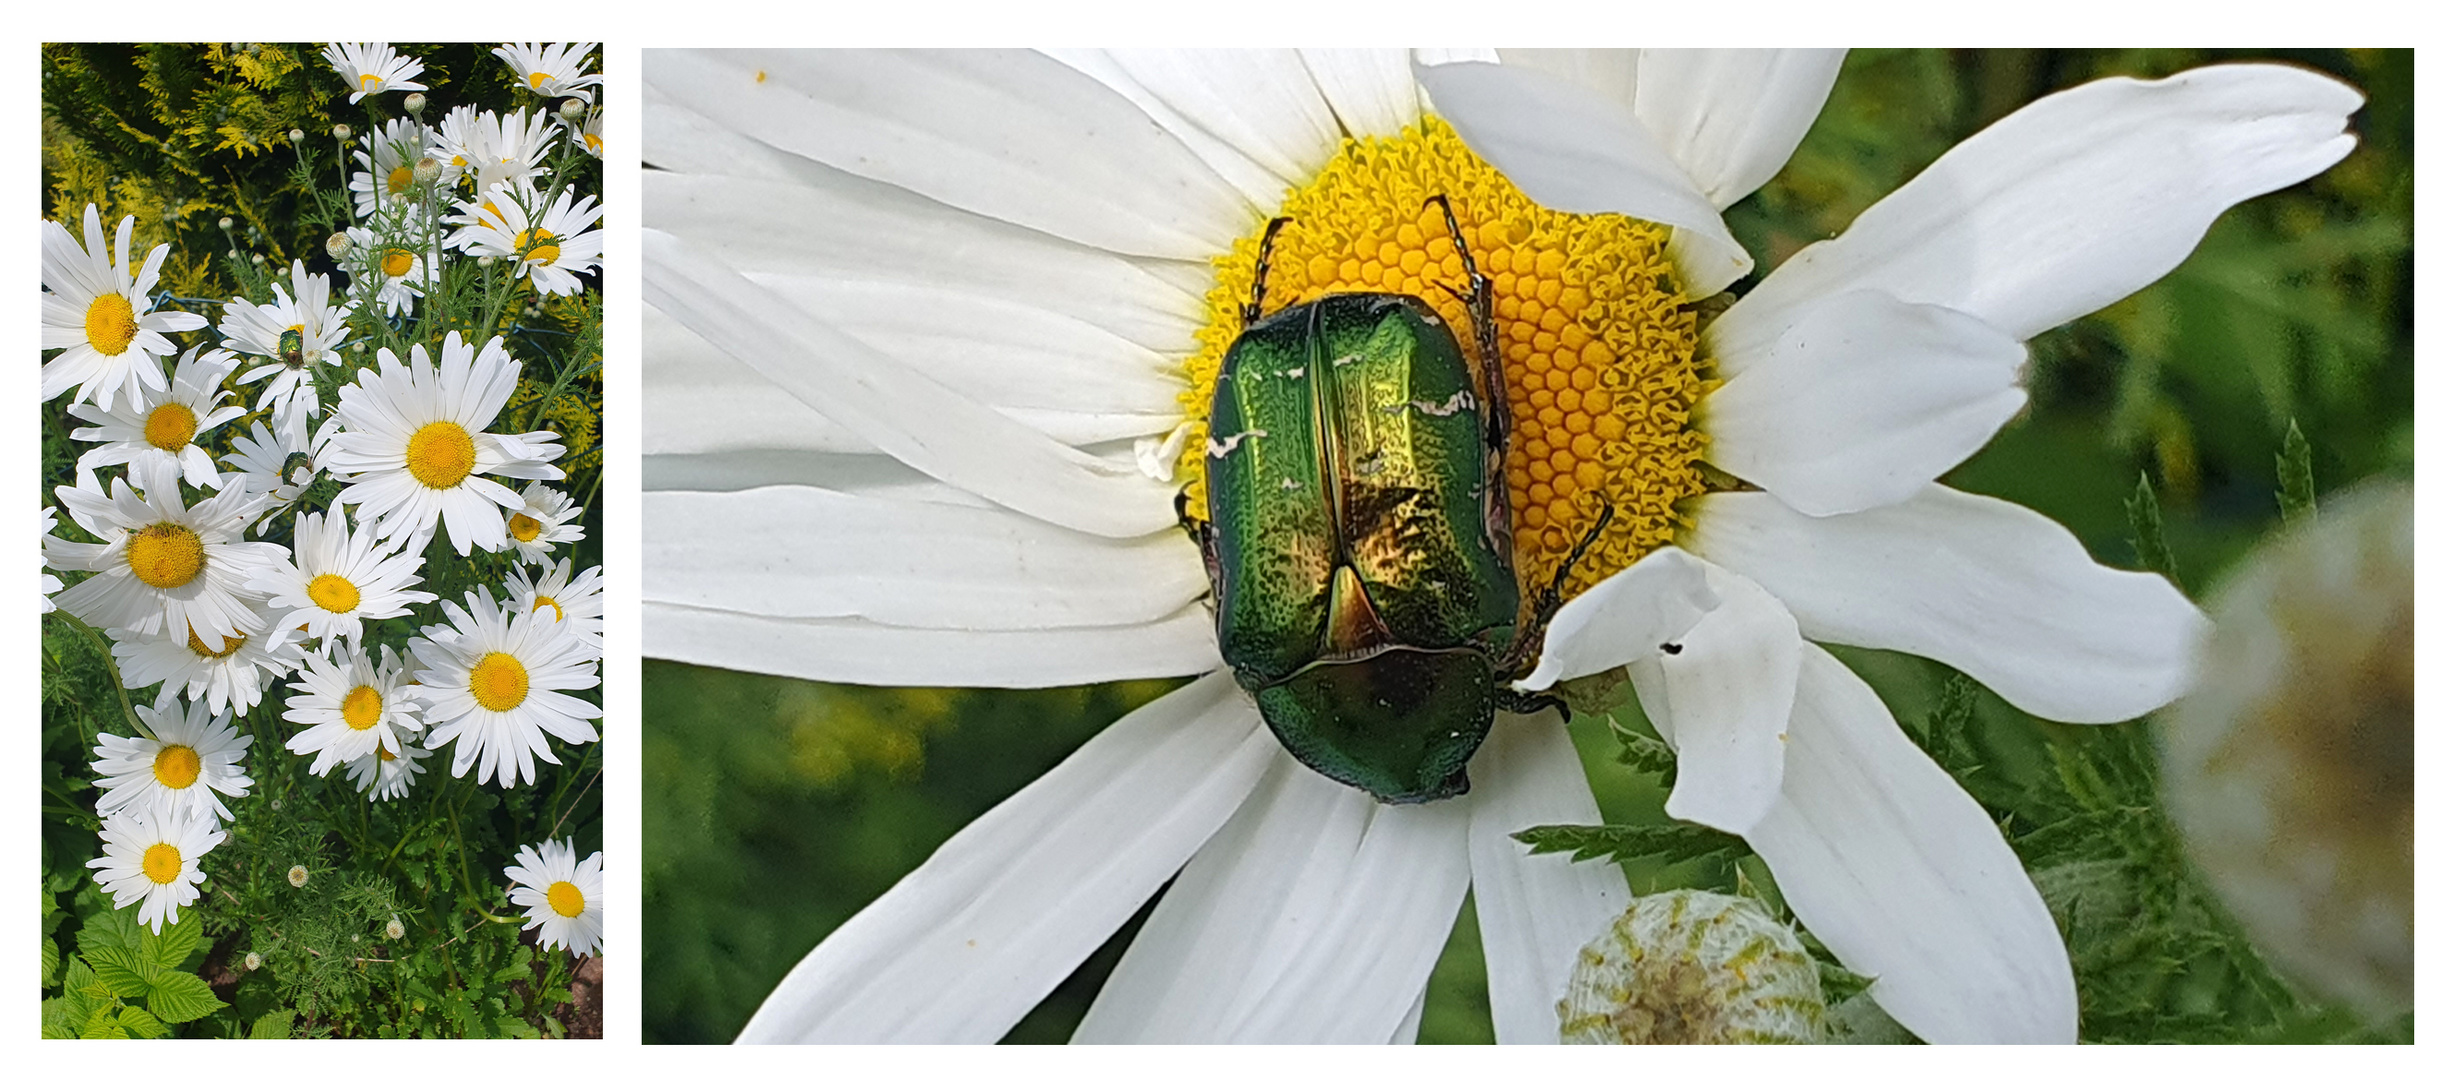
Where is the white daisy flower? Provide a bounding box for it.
[88,809,225,933]
[252,510,437,645]
[505,838,604,958]
[324,332,567,555]
[93,695,254,823]
[283,644,425,776]
[41,204,210,411]
[507,557,604,656]
[412,589,602,788]
[343,225,438,318]
[493,42,602,104]
[503,481,587,564]
[573,109,603,160]
[645,50,2355,1044]
[220,259,357,425]
[324,42,426,104]
[47,458,285,643]
[109,599,304,717]
[68,345,245,491]
[42,507,64,613]
[430,105,555,196]
[224,409,339,533]
[347,118,432,219]
[453,184,605,297]
[345,740,431,802]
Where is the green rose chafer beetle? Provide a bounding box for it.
[1183,196,1606,804]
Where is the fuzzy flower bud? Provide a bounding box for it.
[288,128,305,145]
[2164,480,2414,1022]
[559,98,587,122]
[413,156,442,184]
[326,231,352,259]
[287,865,309,888]
[404,92,427,117]
[244,951,262,971]
[385,917,405,940]
[332,123,352,140]
[217,216,234,232]
[1558,890,1826,1044]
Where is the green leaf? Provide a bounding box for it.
[249,1009,295,1040]
[1818,960,1877,1006]
[143,969,227,1024]
[115,1006,170,1039]
[2124,472,2180,584]
[141,915,201,970]
[41,996,83,1040]
[74,903,137,959]
[80,1014,130,1039]
[41,934,60,988]
[1607,721,1678,784]
[2277,418,2316,520]
[86,946,161,998]
[1511,822,1749,866]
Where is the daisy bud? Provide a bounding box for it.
[244,951,262,971]
[404,92,427,117]
[477,255,496,267]
[414,157,441,184]
[1558,890,1826,1044]
[332,123,352,140]
[288,128,305,145]
[559,98,586,122]
[251,253,267,266]
[385,917,405,940]
[217,216,234,232]
[288,864,309,888]
[2164,480,2413,1022]
[326,231,352,258]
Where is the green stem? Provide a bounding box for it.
[60,613,146,739]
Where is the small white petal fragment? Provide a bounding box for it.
[644,601,1220,688]
[736,671,1276,1043]
[1517,544,1717,691]
[1743,646,2076,1044]
[1631,48,1846,210]
[1296,49,1422,140]
[1468,712,1633,1045]
[1712,63,2363,365]
[1701,289,2029,517]
[1629,565,1800,835]
[1689,486,2208,724]
[1415,59,1753,295]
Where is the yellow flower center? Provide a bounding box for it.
[387,164,414,194]
[142,842,184,885]
[144,402,198,451]
[508,513,543,543]
[378,745,398,762]
[86,293,138,356]
[342,684,383,730]
[153,744,202,789]
[529,71,552,90]
[125,523,205,589]
[546,880,585,918]
[583,131,602,155]
[382,248,417,278]
[359,73,380,88]
[404,421,477,489]
[185,628,244,659]
[469,652,530,712]
[1179,118,1707,604]
[308,572,362,613]
[515,228,562,266]
[533,595,565,621]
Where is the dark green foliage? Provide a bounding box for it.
[2277,419,2317,520]
[1511,823,1751,868]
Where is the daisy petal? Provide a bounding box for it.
[1700,289,2028,516]
[1712,63,2362,363]
[1296,49,1422,139]
[648,49,1252,260]
[1632,48,1845,209]
[1744,646,2076,1043]
[1689,487,2208,723]
[644,486,1205,631]
[645,601,1219,687]
[1466,713,1632,1044]
[735,671,1276,1043]
[1492,49,1639,109]
[1515,544,1716,691]
[1415,59,1752,295]
[1089,50,1344,191]
[1627,565,1800,834]
[645,230,1173,539]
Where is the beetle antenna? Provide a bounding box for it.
[1426,194,1504,450]
[1537,502,1617,620]
[1244,216,1292,327]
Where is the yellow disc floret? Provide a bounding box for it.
[126,523,205,589]
[405,421,477,489]
[86,293,139,356]
[308,572,362,613]
[533,595,565,621]
[342,684,384,731]
[508,513,544,543]
[143,403,199,452]
[469,652,530,712]
[515,228,562,266]
[142,842,184,885]
[1180,117,1708,604]
[382,248,417,278]
[547,880,585,918]
[185,628,244,659]
[387,165,414,194]
[153,744,202,789]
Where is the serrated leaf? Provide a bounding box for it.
[2277,419,2316,520]
[143,969,226,1024]
[86,946,161,998]
[42,935,60,988]
[1818,959,1877,1006]
[2124,472,2180,585]
[249,1008,294,1039]
[1511,822,1749,866]
[61,955,99,1004]
[141,915,201,970]
[80,1015,129,1039]
[41,996,83,1040]
[74,903,136,959]
[115,1006,169,1039]
[1607,721,1679,783]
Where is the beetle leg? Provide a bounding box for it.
[1244,216,1294,327]
[1494,687,1573,725]
[1175,484,1224,600]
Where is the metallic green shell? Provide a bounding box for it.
[1203,292,1520,802]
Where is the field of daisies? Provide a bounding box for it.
[41,43,605,1039]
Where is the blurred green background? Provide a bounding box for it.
[642,49,2411,1044]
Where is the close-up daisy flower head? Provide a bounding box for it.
[412,587,603,788]
[507,556,605,653]
[324,42,427,104]
[493,42,602,104]
[643,49,2365,1045]
[506,838,605,958]
[431,104,556,196]
[345,738,434,802]
[222,406,337,531]
[42,203,210,411]
[220,258,356,424]
[92,694,255,824]
[109,596,304,718]
[348,117,433,219]
[283,643,425,776]
[66,344,245,491]
[454,183,606,297]
[323,331,567,555]
[47,457,287,646]
[343,223,441,318]
[503,480,587,563]
[252,508,438,645]
[88,809,226,933]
